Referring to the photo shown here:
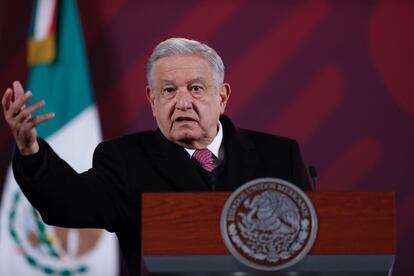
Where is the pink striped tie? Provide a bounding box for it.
[193,148,216,172]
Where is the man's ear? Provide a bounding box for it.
[146,86,156,117]
[219,83,231,114]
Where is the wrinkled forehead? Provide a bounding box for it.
[152,54,215,80]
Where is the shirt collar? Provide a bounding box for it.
[185,121,223,159]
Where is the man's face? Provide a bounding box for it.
[147,54,230,149]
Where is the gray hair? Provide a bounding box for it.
[146,38,225,89]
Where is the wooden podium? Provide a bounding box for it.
[142,192,395,275]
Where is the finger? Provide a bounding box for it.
[18,113,54,136]
[20,90,31,111]
[28,112,55,128]
[15,100,45,123]
[10,91,32,116]
[12,81,26,99]
[2,88,13,111]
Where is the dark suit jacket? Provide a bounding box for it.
[13,115,310,275]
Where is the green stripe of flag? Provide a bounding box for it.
[27,0,94,139]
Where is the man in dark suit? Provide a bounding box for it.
[2,38,310,275]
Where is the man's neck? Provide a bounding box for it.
[184,121,223,159]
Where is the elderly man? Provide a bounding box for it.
[2,38,310,275]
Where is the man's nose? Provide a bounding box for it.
[175,88,192,110]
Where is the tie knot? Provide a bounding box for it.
[193,148,216,172]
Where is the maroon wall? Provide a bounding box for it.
[1,0,413,274]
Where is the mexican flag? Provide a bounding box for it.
[0,0,118,275]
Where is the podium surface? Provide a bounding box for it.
[142,192,395,275]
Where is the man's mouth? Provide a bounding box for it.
[174,117,196,122]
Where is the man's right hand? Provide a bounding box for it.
[2,81,54,156]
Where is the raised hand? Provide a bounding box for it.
[2,81,54,155]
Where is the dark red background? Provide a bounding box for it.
[1,0,413,274]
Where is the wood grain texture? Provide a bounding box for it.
[142,192,395,256]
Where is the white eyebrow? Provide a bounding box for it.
[159,80,175,85]
[187,78,206,85]
[158,78,207,86]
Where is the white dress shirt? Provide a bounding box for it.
[184,121,224,163]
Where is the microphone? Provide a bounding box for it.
[308,165,318,192]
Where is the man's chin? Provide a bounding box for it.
[171,132,200,147]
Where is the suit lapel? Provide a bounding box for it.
[148,129,209,192]
[221,116,259,190]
